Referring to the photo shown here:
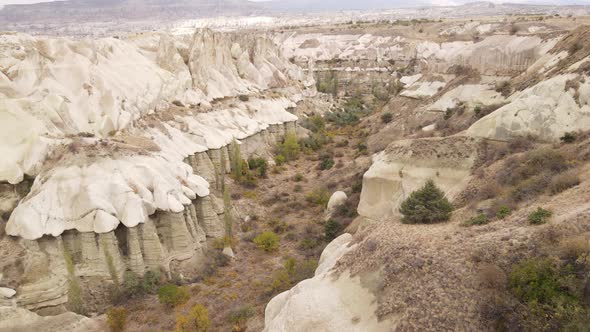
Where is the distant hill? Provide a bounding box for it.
[0,0,262,23]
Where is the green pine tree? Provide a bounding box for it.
[399,180,453,224]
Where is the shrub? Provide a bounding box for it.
[253,231,279,252]
[399,180,453,224]
[238,95,249,102]
[227,305,254,331]
[142,270,161,294]
[495,206,511,220]
[298,237,320,250]
[464,213,489,226]
[305,188,330,207]
[495,81,512,97]
[248,157,268,177]
[277,133,300,162]
[266,270,291,295]
[560,132,576,143]
[176,304,209,332]
[301,115,325,133]
[121,271,143,298]
[509,175,549,202]
[528,207,552,225]
[381,112,393,123]
[293,173,304,182]
[508,257,568,305]
[356,143,368,154]
[324,219,341,240]
[106,307,128,332]
[294,184,303,192]
[158,284,190,308]
[274,154,285,166]
[319,156,335,170]
[549,171,580,195]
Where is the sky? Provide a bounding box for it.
[1,0,590,6]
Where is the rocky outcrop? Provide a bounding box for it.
[264,234,393,332]
[0,28,311,312]
[467,73,590,141]
[0,307,102,331]
[358,136,478,221]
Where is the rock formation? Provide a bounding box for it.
[0,28,313,311]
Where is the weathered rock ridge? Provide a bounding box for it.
[0,28,311,311]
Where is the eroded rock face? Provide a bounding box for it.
[467,73,590,141]
[264,234,393,332]
[0,28,310,311]
[357,136,479,221]
[0,307,102,332]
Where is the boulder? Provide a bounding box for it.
[326,191,347,217]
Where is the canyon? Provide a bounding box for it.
[1,7,590,332]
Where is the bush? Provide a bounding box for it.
[266,269,291,295]
[319,155,335,170]
[509,257,569,305]
[293,173,304,182]
[277,133,300,162]
[227,305,254,330]
[176,304,209,332]
[399,180,453,224]
[238,95,249,102]
[305,188,330,207]
[121,271,143,298]
[509,175,549,202]
[248,157,268,177]
[464,213,489,226]
[549,171,580,195]
[528,207,552,225]
[381,112,393,123]
[560,132,576,143]
[274,154,285,166]
[495,81,512,97]
[324,219,341,240]
[253,231,279,252]
[158,284,190,308]
[301,115,325,133]
[495,206,511,220]
[106,307,128,332]
[142,270,161,294]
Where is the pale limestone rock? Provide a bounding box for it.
[0,287,16,298]
[326,191,347,217]
[264,234,392,332]
[358,137,477,221]
[196,196,225,238]
[0,307,102,332]
[467,74,590,141]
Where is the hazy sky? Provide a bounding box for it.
[1,0,590,5]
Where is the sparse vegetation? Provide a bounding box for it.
[528,207,552,225]
[495,206,511,220]
[158,284,190,308]
[381,112,393,123]
[324,219,341,240]
[399,180,453,224]
[305,188,330,207]
[549,171,580,195]
[464,213,489,226]
[176,304,209,332]
[106,307,128,332]
[495,81,512,97]
[253,231,279,252]
[560,132,576,143]
[276,132,300,162]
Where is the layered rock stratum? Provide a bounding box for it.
[0,28,313,312]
